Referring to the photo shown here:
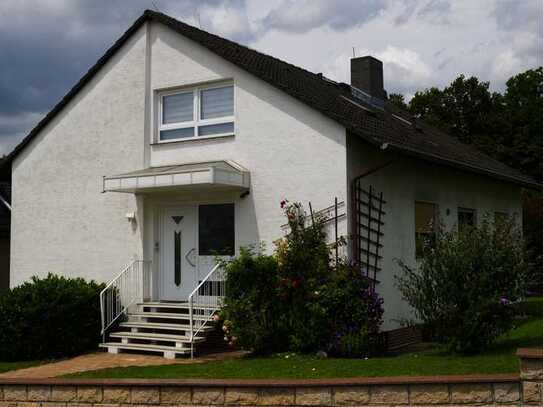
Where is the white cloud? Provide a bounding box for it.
[491,50,522,83]
[379,46,432,82]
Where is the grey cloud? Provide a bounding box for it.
[492,0,543,63]
[493,0,539,33]
[259,0,450,33]
[433,48,445,58]
[393,0,450,27]
[0,112,44,156]
[417,0,450,23]
[437,56,452,71]
[394,0,417,26]
[261,0,386,33]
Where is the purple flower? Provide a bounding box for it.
[500,297,511,305]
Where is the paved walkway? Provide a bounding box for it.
[0,351,245,379]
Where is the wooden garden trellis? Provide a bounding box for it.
[353,183,386,289]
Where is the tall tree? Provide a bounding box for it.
[501,68,543,180]
[387,93,408,110]
[408,75,497,146]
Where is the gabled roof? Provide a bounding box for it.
[4,10,540,188]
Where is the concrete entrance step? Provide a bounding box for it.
[138,302,218,311]
[119,321,212,333]
[99,342,190,359]
[110,331,205,343]
[131,311,213,321]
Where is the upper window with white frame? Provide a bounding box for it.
[158,83,234,142]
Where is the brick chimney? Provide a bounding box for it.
[351,56,387,100]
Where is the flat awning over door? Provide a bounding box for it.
[103,160,250,193]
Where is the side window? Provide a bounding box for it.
[198,204,235,256]
[415,201,437,258]
[458,208,476,231]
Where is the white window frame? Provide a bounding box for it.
[158,82,235,143]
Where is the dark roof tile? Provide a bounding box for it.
[3,10,540,188]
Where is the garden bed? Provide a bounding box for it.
[65,316,543,379]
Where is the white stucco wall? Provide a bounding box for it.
[10,25,149,286]
[346,135,523,330]
[10,21,348,287]
[145,22,348,251]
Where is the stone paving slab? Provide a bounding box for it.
[0,351,245,379]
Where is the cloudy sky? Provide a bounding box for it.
[1,0,542,155]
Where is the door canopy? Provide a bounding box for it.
[103,160,250,193]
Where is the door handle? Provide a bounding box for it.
[185,248,196,267]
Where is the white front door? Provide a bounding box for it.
[160,206,198,300]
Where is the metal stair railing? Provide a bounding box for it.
[188,262,224,358]
[99,260,152,341]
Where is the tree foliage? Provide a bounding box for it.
[396,218,528,354]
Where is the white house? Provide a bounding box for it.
[3,10,539,358]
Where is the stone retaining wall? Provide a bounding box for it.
[519,348,543,405]
[0,348,541,407]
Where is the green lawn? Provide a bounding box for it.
[517,296,543,316]
[0,360,42,374]
[67,316,543,379]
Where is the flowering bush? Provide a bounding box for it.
[221,247,286,352]
[320,263,384,357]
[221,200,384,356]
[396,216,528,354]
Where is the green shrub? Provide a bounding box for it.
[222,248,287,352]
[320,263,384,357]
[396,216,528,354]
[222,200,384,356]
[0,274,104,361]
[523,192,543,289]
